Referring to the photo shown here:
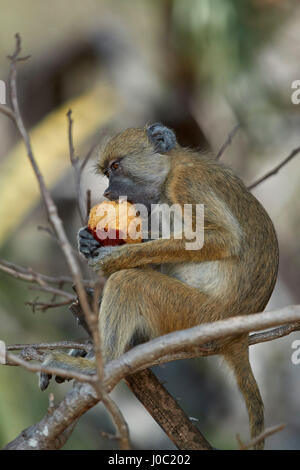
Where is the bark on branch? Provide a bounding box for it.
[3,305,300,449]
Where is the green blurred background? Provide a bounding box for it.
[0,0,300,450]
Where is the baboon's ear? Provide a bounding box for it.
[146,123,177,153]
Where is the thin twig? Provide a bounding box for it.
[248,145,300,190]
[6,33,30,62]
[27,284,75,300]
[0,103,16,122]
[215,124,241,160]
[66,109,78,166]
[5,33,93,323]
[25,298,74,312]
[86,189,92,222]
[37,225,60,244]
[67,110,96,225]
[0,258,94,286]
[249,321,300,345]
[91,279,131,449]
[80,143,97,173]
[237,423,286,450]
[2,35,100,381]
[7,341,91,352]
[66,108,129,447]
[102,395,130,449]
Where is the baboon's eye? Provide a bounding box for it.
[110,160,120,170]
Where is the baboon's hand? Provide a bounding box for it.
[78,227,101,260]
[87,245,120,268]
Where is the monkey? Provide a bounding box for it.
[40,123,279,449]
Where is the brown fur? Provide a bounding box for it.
[96,128,278,448]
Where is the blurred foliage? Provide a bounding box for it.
[170,0,286,85]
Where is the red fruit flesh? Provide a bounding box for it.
[88,227,126,246]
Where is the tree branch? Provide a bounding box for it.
[0,259,93,286]
[3,305,300,449]
[7,341,91,353]
[105,305,300,391]
[236,423,286,450]
[215,124,241,160]
[125,369,212,450]
[4,383,98,450]
[25,298,74,312]
[67,109,96,225]
[0,34,129,448]
[0,103,16,122]
[2,33,94,336]
[248,145,300,190]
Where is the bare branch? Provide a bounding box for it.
[27,284,75,300]
[0,258,93,287]
[1,35,128,449]
[37,225,61,244]
[126,369,212,450]
[4,305,300,390]
[67,109,96,225]
[0,103,16,122]
[215,124,241,160]
[102,394,130,450]
[3,32,104,389]
[4,382,98,450]
[86,189,92,221]
[4,33,94,325]
[5,304,299,388]
[25,298,74,312]
[248,145,300,190]
[4,304,300,450]
[80,143,97,174]
[7,341,91,352]
[90,280,131,449]
[249,321,300,345]
[66,109,78,166]
[105,305,300,391]
[237,423,286,450]
[7,33,30,62]
[150,320,300,365]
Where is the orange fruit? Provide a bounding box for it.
[88,200,142,246]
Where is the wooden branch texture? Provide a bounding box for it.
[125,369,212,450]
